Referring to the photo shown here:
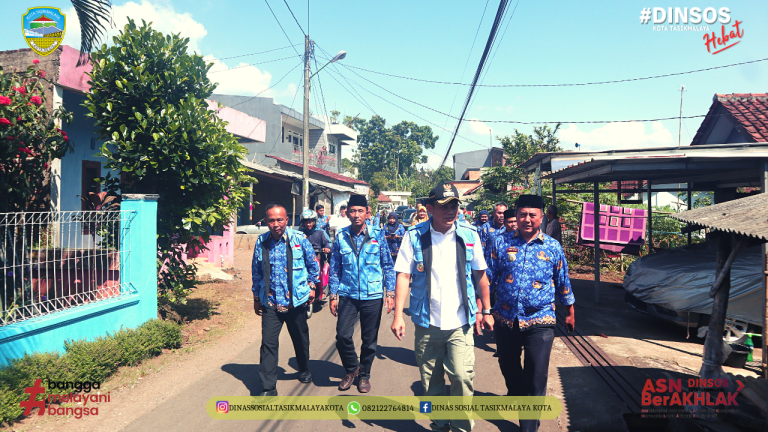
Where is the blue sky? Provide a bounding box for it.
[3,0,766,169]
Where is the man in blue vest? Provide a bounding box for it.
[252,203,320,396]
[486,195,575,432]
[391,183,493,432]
[329,194,395,393]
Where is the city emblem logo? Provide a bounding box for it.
[22,7,66,57]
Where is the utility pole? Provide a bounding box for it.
[678,85,685,147]
[302,35,311,211]
[488,128,492,149]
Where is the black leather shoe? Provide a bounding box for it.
[258,389,277,396]
[299,371,313,384]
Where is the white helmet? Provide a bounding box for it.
[300,209,317,221]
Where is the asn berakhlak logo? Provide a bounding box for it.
[22,7,66,56]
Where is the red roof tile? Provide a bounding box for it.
[266,155,369,185]
[377,193,392,202]
[691,93,768,145]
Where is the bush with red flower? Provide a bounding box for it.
[0,62,73,213]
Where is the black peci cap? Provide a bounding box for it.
[428,183,461,205]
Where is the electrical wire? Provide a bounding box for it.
[283,0,306,36]
[338,61,716,125]
[217,44,301,61]
[225,61,303,110]
[444,0,491,128]
[440,0,512,168]
[315,45,378,115]
[264,0,303,58]
[323,64,487,148]
[341,57,768,88]
[257,72,304,164]
[208,55,301,73]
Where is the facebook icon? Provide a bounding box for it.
[420,401,432,413]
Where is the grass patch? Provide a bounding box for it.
[0,319,181,426]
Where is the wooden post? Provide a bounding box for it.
[292,195,296,229]
[647,181,653,253]
[593,181,600,304]
[552,183,557,207]
[701,232,733,381]
[687,184,692,246]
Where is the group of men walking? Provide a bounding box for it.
[251,183,575,432]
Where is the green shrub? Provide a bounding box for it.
[0,319,181,425]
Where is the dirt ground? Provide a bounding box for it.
[3,245,764,432]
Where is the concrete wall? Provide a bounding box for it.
[211,94,286,165]
[59,90,110,212]
[0,47,61,113]
[0,195,158,365]
[453,149,492,180]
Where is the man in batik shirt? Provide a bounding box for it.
[479,202,507,252]
[486,194,575,432]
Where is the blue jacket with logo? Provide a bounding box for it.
[329,225,395,300]
[406,219,480,329]
[251,228,319,310]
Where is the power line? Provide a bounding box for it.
[283,0,306,36]
[257,70,305,164]
[440,0,512,168]
[342,57,768,88]
[444,0,491,128]
[217,44,301,61]
[323,64,487,148]
[208,55,301,73]
[338,61,718,125]
[312,49,331,129]
[315,45,378,115]
[225,61,303,110]
[264,0,303,58]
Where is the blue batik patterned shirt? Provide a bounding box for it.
[487,229,575,330]
[317,215,330,233]
[479,220,505,251]
[251,233,319,311]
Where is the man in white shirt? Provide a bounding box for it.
[391,183,493,432]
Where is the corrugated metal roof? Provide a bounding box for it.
[670,193,768,241]
[239,159,356,193]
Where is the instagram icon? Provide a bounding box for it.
[216,401,229,414]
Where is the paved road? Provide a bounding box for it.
[117,294,560,432]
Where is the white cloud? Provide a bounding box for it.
[558,121,675,152]
[62,1,299,98]
[464,118,494,136]
[204,56,298,97]
[63,0,207,53]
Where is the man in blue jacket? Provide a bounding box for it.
[329,194,395,393]
[252,203,320,396]
[391,183,493,432]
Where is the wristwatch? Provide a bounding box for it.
[481,309,492,316]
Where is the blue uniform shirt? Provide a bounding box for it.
[487,229,575,330]
[317,214,330,233]
[251,232,319,311]
[329,225,395,299]
[383,223,406,255]
[479,219,505,251]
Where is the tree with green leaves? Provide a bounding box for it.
[349,115,438,183]
[473,124,562,210]
[85,19,254,303]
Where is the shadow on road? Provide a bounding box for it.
[221,363,276,395]
[376,345,418,367]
